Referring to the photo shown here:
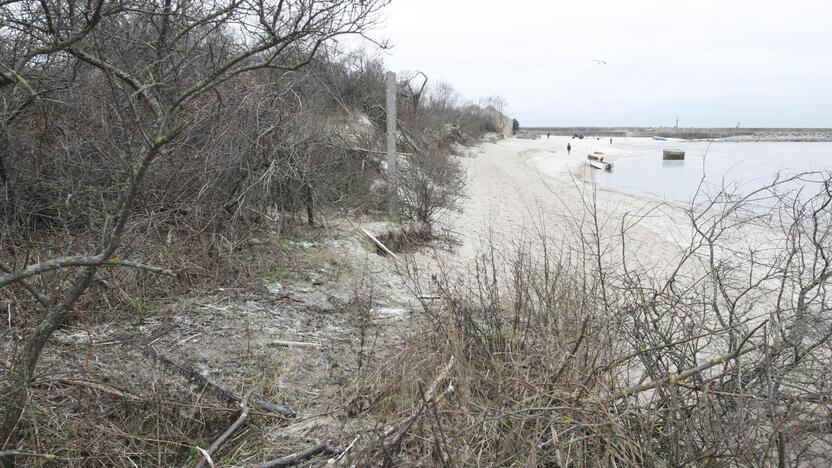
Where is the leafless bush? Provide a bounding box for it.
[0,2,507,464]
[422,82,505,142]
[397,144,466,229]
[344,172,832,466]
[0,0,391,463]
[344,230,626,466]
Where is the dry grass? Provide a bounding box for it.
[336,181,832,467]
[340,241,643,466]
[5,200,832,466]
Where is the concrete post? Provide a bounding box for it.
[385,71,397,215]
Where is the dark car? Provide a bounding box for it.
[572,133,585,139]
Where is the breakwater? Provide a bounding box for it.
[520,127,832,141]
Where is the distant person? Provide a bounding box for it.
[610,138,613,144]
[547,132,550,139]
[567,143,571,155]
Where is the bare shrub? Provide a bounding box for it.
[1,2,509,464]
[343,172,832,466]
[0,1,390,462]
[397,144,466,229]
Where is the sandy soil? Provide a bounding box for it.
[442,136,694,273]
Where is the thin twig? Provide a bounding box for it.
[139,345,295,418]
[609,321,767,401]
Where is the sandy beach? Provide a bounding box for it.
[443,136,693,272]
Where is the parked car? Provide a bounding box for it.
[572,133,585,139]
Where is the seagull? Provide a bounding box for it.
[592,59,607,65]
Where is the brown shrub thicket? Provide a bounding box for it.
[0,1,506,464]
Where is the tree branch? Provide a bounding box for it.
[0,256,174,289]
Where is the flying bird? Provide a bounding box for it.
[592,59,607,65]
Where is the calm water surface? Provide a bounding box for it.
[589,140,832,203]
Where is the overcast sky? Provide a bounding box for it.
[365,0,832,128]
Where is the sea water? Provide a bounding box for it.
[588,140,832,203]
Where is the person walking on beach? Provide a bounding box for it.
[567,143,571,155]
[610,138,613,144]
[547,132,551,139]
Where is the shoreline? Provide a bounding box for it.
[444,136,693,271]
[446,135,802,275]
[520,128,832,142]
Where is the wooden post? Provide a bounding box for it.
[386,71,397,215]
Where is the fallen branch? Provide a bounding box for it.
[194,448,213,468]
[359,228,400,261]
[139,345,295,418]
[259,443,343,468]
[56,379,139,400]
[270,340,320,349]
[0,450,66,462]
[0,361,137,400]
[195,396,251,468]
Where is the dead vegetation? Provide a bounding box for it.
[0,1,506,466]
[7,1,829,467]
[338,174,832,467]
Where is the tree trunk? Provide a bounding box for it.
[0,270,95,468]
[0,128,16,224]
[305,183,314,226]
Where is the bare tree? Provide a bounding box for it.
[0,1,388,463]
